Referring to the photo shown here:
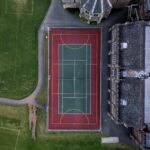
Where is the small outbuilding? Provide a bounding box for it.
[61,0,132,24]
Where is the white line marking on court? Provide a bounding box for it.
[63,97,86,99]
[74,61,76,97]
[63,60,86,62]
[62,46,64,113]
[54,63,97,66]
[85,45,88,113]
[60,36,90,49]
[53,93,96,95]
[60,109,90,123]
[89,44,92,114]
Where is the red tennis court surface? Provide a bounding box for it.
[48,28,101,130]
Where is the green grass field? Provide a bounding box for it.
[0,127,19,150]
[0,105,139,150]
[0,0,50,99]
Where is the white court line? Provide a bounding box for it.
[53,93,96,95]
[5,0,34,15]
[85,45,88,113]
[63,97,86,99]
[54,63,98,66]
[62,46,64,113]
[63,60,86,62]
[90,44,92,114]
[60,109,90,123]
[74,61,76,97]
[60,36,90,50]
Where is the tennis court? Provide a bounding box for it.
[48,28,101,130]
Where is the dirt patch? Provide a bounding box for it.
[28,104,37,140]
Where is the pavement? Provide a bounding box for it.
[0,0,138,147]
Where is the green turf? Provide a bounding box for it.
[0,105,139,150]
[59,45,91,113]
[0,0,51,99]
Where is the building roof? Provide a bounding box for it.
[146,132,150,148]
[119,22,145,70]
[81,0,112,14]
[81,0,102,13]
[119,79,144,128]
[109,21,150,128]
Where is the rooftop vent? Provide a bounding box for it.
[120,42,128,49]
[120,99,128,106]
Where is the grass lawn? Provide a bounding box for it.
[0,0,51,99]
[0,127,19,150]
[0,105,139,150]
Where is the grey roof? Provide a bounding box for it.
[103,0,112,11]
[109,21,150,128]
[81,0,112,14]
[119,22,150,127]
[146,133,150,148]
[146,0,150,11]
[145,79,150,124]
[119,79,144,128]
[119,22,145,70]
[82,0,102,13]
[144,26,150,124]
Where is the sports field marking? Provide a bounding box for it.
[60,109,90,123]
[59,44,90,114]
[61,46,64,114]
[73,61,76,97]
[85,45,88,113]
[49,31,100,127]
[53,93,96,95]
[60,36,90,49]
[5,0,34,15]
[0,127,20,150]
[63,97,86,99]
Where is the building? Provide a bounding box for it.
[108,21,150,149]
[131,128,150,150]
[62,0,80,8]
[139,0,150,19]
[61,0,131,24]
[79,0,112,24]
